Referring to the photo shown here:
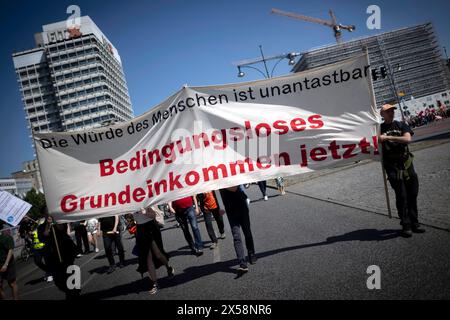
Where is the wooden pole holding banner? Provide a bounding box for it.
[51,224,63,263]
[381,165,393,219]
[364,47,393,219]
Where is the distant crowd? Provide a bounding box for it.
[406,101,450,128]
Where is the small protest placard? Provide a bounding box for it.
[0,191,32,227]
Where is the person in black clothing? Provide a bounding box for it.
[379,104,425,237]
[19,218,34,238]
[37,212,79,299]
[0,221,19,300]
[133,207,174,295]
[73,220,90,256]
[98,215,125,273]
[219,186,257,273]
[257,181,268,201]
[18,218,34,249]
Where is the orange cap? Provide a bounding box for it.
[380,104,397,114]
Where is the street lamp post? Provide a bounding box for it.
[234,45,299,194]
[259,45,271,79]
[234,45,300,79]
[385,63,406,122]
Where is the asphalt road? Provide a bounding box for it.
[10,180,450,299]
[6,121,450,300]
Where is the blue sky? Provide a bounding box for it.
[1,0,449,177]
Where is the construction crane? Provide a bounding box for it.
[271,8,355,44]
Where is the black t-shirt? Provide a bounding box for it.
[219,187,248,215]
[380,120,414,165]
[71,220,86,230]
[37,223,76,265]
[99,216,116,232]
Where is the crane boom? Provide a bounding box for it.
[271,8,333,27]
[271,8,355,44]
[329,9,338,26]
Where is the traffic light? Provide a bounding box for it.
[380,66,388,79]
[371,66,388,81]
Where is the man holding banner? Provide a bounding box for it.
[379,104,425,237]
[37,211,79,299]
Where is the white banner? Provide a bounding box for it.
[35,53,381,222]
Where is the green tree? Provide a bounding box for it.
[23,188,46,221]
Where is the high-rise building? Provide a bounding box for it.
[293,22,450,109]
[12,16,134,144]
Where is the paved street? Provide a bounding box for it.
[7,127,450,300]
